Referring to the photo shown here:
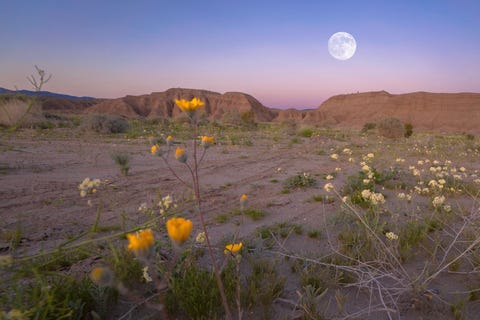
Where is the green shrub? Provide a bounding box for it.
[404,123,413,138]
[284,173,316,189]
[0,274,104,320]
[299,263,329,292]
[338,224,376,261]
[240,110,256,127]
[35,121,55,130]
[243,208,267,221]
[83,114,129,134]
[361,122,376,133]
[244,259,285,317]
[111,152,131,176]
[377,118,404,139]
[167,263,232,319]
[106,248,143,288]
[299,127,314,138]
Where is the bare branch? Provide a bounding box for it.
[27,65,52,91]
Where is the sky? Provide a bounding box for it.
[1,0,480,108]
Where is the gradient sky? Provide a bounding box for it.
[1,0,480,108]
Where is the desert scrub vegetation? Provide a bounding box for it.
[284,172,316,189]
[377,117,405,139]
[361,122,377,133]
[82,114,130,134]
[298,126,315,138]
[3,104,480,319]
[0,66,52,130]
[320,151,480,318]
[404,122,414,138]
[110,151,131,176]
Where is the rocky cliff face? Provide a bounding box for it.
[310,91,480,133]
[85,88,278,122]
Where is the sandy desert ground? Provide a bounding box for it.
[1,119,480,319]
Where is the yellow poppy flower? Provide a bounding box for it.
[224,242,243,254]
[127,229,154,256]
[166,135,173,146]
[174,97,205,113]
[201,135,214,148]
[90,266,114,286]
[175,147,187,163]
[151,144,160,155]
[166,217,193,244]
[240,194,247,201]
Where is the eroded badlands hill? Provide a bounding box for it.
[85,88,277,122]
[306,91,480,133]
[84,88,480,133]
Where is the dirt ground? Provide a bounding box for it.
[1,124,480,319]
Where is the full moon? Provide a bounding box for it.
[328,32,357,60]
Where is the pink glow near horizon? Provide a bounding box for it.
[1,1,479,108]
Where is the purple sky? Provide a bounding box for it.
[1,1,479,108]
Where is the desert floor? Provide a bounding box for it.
[1,119,480,319]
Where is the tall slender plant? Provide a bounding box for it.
[151,97,233,319]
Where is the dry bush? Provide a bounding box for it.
[404,123,414,138]
[0,95,45,127]
[378,117,404,139]
[240,110,256,127]
[220,109,256,127]
[82,114,129,134]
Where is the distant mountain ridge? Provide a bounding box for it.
[2,86,479,133]
[0,87,96,101]
[85,88,480,133]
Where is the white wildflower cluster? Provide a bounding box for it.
[361,189,385,205]
[396,192,412,202]
[432,195,446,208]
[385,232,399,241]
[196,231,206,243]
[303,172,311,179]
[78,178,101,197]
[342,148,353,155]
[395,158,405,163]
[330,153,339,160]
[158,194,176,215]
[142,266,153,283]
[427,179,446,191]
[409,144,435,155]
[411,168,421,177]
[325,175,334,180]
[413,186,430,195]
[138,202,148,213]
[324,183,334,192]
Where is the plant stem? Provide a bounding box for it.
[197,204,233,320]
[191,121,233,320]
